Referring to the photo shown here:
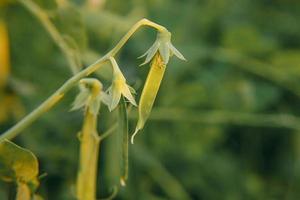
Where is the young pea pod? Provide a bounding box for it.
[131,30,185,144]
[72,78,106,200]
[131,54,166,144]
[119,97,129,186]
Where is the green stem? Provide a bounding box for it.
[108,18,167,56]
[0,18,167,141]
[0,58,106,142]
[19,0,80,74]
[99,123,117,141]
[20,0,167,74]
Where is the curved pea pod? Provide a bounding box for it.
[131,54,166,144]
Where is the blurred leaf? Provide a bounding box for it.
[0,140,39,183]
[222,25,277,54]
[271,50,300,75]
[0,0,15,7]
[33,194,44,200]
[0,94,25,123]
[53,1,87,52]
[0,18,9,88]
[132,144,192,200]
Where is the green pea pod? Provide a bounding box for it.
[131,53,166,144]
[119,97,129,186]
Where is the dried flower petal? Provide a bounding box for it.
[139,30,186,65]
[71,78,105,116]
[106,57,137,111]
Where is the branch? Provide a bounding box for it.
[0,18,167,142]
[20,0,167,75]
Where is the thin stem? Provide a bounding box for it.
[21,0,166,74]
[0,58,107,142]
[99,123,117,141]
[20,0,80,74]
[109,18,167,56]
[0,18,167,141]
[98,186,118,200]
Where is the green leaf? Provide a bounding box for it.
[103,98,129,188]
[0,140,39,183]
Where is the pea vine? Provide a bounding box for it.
[0,0,185,199]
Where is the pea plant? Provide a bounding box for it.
[0,0,185,199]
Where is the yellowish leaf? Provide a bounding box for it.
[0,140,39,183]
[0,19,10,88]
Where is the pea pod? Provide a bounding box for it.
[131,53,165,144]
[119,97,129,186]
[75,79,103,200]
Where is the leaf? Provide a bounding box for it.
[119,97,129,186]
[0,140,39,183]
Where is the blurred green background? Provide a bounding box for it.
[1,0,300,199]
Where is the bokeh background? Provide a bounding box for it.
[1,0,300,199]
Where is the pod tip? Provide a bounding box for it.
[130,128,139,144]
